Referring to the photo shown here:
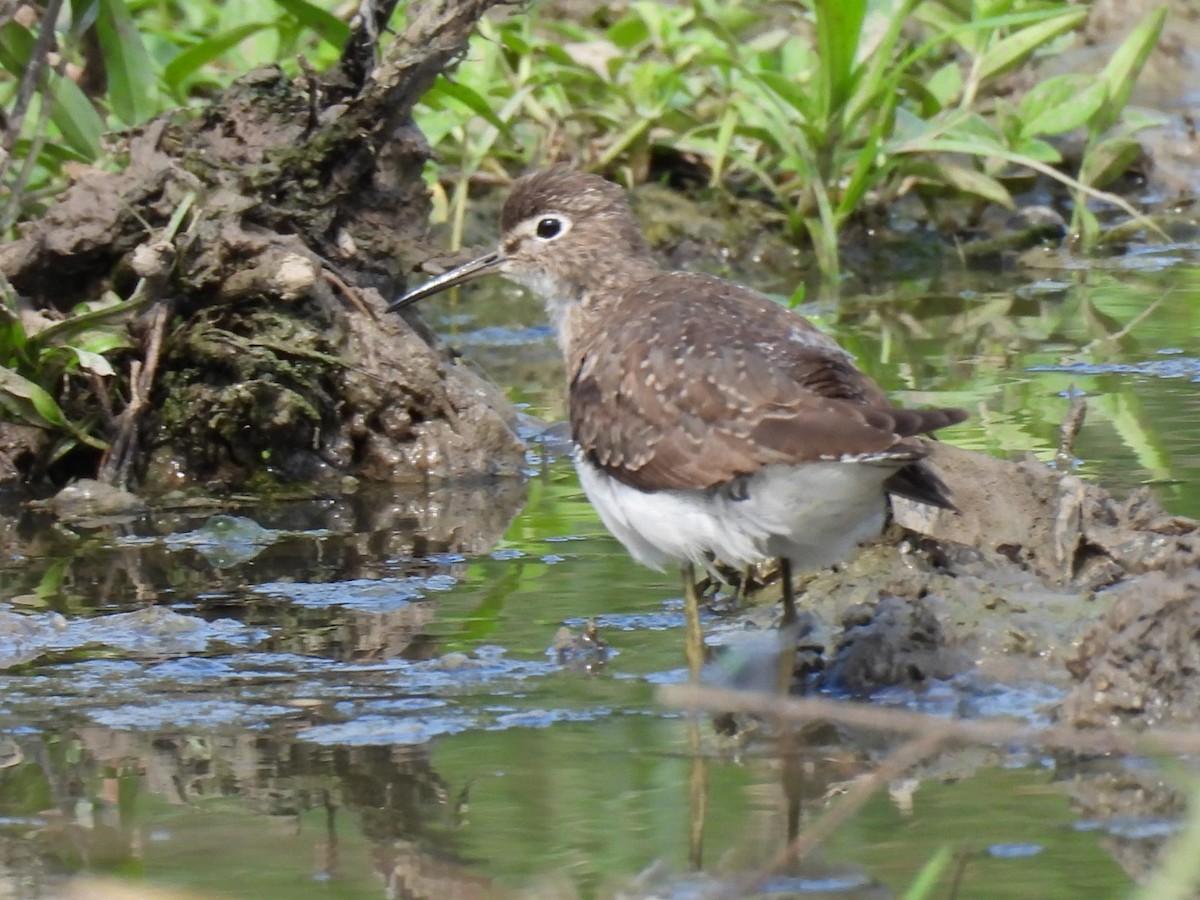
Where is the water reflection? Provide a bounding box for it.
[2,265,1199,896]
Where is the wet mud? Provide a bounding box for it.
[0,1,524,491]
[776,440,1200,728]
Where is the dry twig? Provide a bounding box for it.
[661,683,1200,758]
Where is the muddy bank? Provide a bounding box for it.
[0,0,525,491]
[698,440,1200,731]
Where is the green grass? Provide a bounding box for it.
[0,0,1171,461]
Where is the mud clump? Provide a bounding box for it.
[893,442,1199,589]
[822,595,969,696]
[789,440,1200,721]
[0,2,525,492]
[1060,570,1200,728]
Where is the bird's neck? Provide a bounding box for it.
[537,255,661,364]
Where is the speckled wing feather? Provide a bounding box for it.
[569,271,966,494]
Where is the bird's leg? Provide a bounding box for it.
[682,562,704,682]
[779,557,797,627]
[735,566,753,608]
[777,557,799,696]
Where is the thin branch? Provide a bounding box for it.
[659,683,1200,757]
[0,0,64,158]
[755,733,944,889]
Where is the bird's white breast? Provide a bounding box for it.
[575,453,891,574]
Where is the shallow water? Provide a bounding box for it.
[1,257,1198,898]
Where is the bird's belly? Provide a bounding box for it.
[575,454,890,573]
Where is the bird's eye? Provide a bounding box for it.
[536,217,563,239]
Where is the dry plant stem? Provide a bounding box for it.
[355,0,510,137]
[98,302,171,488]
[946,849,970,899]
[338,0,404,89]
[1055,391,1087,469]
[1083,292,1168,353]
[323,268,377,320]
[0,0,64,159]
[659,684,1200,757]
[0,0,65,227]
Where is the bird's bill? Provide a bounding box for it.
[386,251,502,312]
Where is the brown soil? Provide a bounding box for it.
[757,441,1200,732]
[0,0,525,491]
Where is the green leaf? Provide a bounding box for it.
[1094,6,1167,134]
[902,846,955,900]
[1018,75,1107,137]
[1070,202,1100,249]
[271,0,351,47]
[497,27,531,56]
[0,22,104,158]
[70,328,131,357]
[69,348,116,377]
[0,366,107,449]
[813,0,866,115]
[163,23,271,92]
[50,75,107,158]
[1012,136,1062,164]
[1079,134,1141,189]
[902,159,1017,208]
[977,7,1087,82]
[631,1,670,46]
[0,367,70,429]
[976,0,1016,20]
[756,71,815,119]
[925,61,964,109]
[607,12,650,50]
[95,0,158,125]
[842,0,920,133]
[424,78,511,135]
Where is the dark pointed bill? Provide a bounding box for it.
[386,251,503,313]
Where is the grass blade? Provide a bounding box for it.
[271,0,351,48]
[976,7,1087,82]
[163,23,271,93]
[96,0,158,124]
[1094,6,1166,133]
[813,0,866,116]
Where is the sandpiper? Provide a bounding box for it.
[389,167,965,670]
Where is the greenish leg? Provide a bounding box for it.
[682,562,705,682]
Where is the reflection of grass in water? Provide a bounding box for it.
[822,269,1200,516]
[834,766,1130,898]
[430,719,1130,897]
[428,458,686,668]
[431,717,759,893]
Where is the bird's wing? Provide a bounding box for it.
[569,272,965,493]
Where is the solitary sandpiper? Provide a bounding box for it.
[389,167,966,669]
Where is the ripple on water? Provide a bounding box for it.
[987,843,1046,859]
[301,713,479,746]
[249,574,457,610]
[89,698,298,730]
[565,610,684,631]
[870,673,1065,728]
[1029,356,1200,381]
